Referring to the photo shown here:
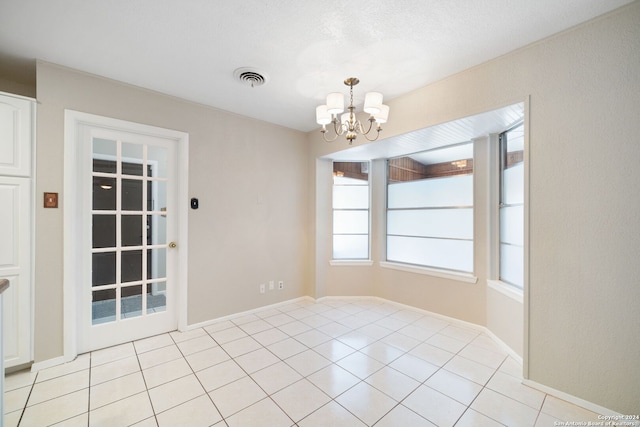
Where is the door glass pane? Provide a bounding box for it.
[148,248,166,279]
[92,289,116,324]
[122,215,143,247]
[121,285,142,318]
[89,137,171,329]
[93,177,117,210]
[147,282,166,313]
[147,215,167,245]
[148,146,168,178]
[93,215,116,248]
[122,179,143,211]
[121,143,143,176]
[92,252,116,286]
[93,139,116,173]
[121,250,143,283]
[148,180,167,212]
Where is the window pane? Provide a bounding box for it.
[332,161,369,260]
[121,250,143,283]
[121,285,142,318]
[92,252,116,286]
[387,236,473,272]
[93,177,117,210]
[333,210,368,234]
[147,215,167,245]
[92,289,116,324]
[333,185,368,209]
[122,179,143,211]
[121,144,143,176]
[499,122,525,288]
[148,180,167,212]
[147,282,167,313]
[503,163,524,205]
[147,248,166,280]
[93,139,116,173]
[333,235,369,259]
[93,215,116,248]
[148,146,168,179]
[500,243,523,288]
[122,215,143,247]
[388,175,473,209]
[333,162,368,184]
[388,208,473,239]
[500,205,523,245]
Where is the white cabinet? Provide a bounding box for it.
[0,92,34,369]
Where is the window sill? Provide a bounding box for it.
[329,260,374,267]
[487,280,523,303]
[379,262,478,283]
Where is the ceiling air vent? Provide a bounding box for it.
[233,67,269,88]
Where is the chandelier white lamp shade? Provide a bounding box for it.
[315,77,389,143]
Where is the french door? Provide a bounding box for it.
[74,119,182,353]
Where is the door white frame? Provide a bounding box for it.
[63,110,189,361]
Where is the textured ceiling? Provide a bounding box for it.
[0,0,632,131]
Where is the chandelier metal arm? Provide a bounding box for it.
[321,124,340,142]
[361,121,382,142]
[332,117,346,136]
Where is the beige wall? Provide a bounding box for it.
[0,0,636,415]
[34,62,310,361]
[309,2,640,414]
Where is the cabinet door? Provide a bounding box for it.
[0,177,32,368]
[0,93,33,177]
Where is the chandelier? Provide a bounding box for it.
[315,77,389,144]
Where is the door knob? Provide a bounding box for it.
[168,242,177,248]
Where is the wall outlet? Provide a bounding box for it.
[259,283,265,294]
[269,280,274,291]
[278,280,284,290]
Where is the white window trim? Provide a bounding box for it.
[329,260,374,266]
[380,261,478,283]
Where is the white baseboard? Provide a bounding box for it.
[185,296,314,331]
[369,296,524,364]
[523,379,623,416]
[30,355,70,373]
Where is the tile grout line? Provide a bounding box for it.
[14,370,38,427]
[133,340,162,427]
[86,354,91,427]
[42,299,524,427]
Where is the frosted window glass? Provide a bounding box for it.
[333,186,369,209]
[333,235,369,259]
[503,163,524,204]
[387,208,473,239]
[387,236,473,272]
[388,175,473,208]
[500,243,523,288]
[500,205,523,245]
[333,210,368,234]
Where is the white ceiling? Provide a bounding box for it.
[0,0,632,132]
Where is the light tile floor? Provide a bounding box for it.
[3,298,615,426]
